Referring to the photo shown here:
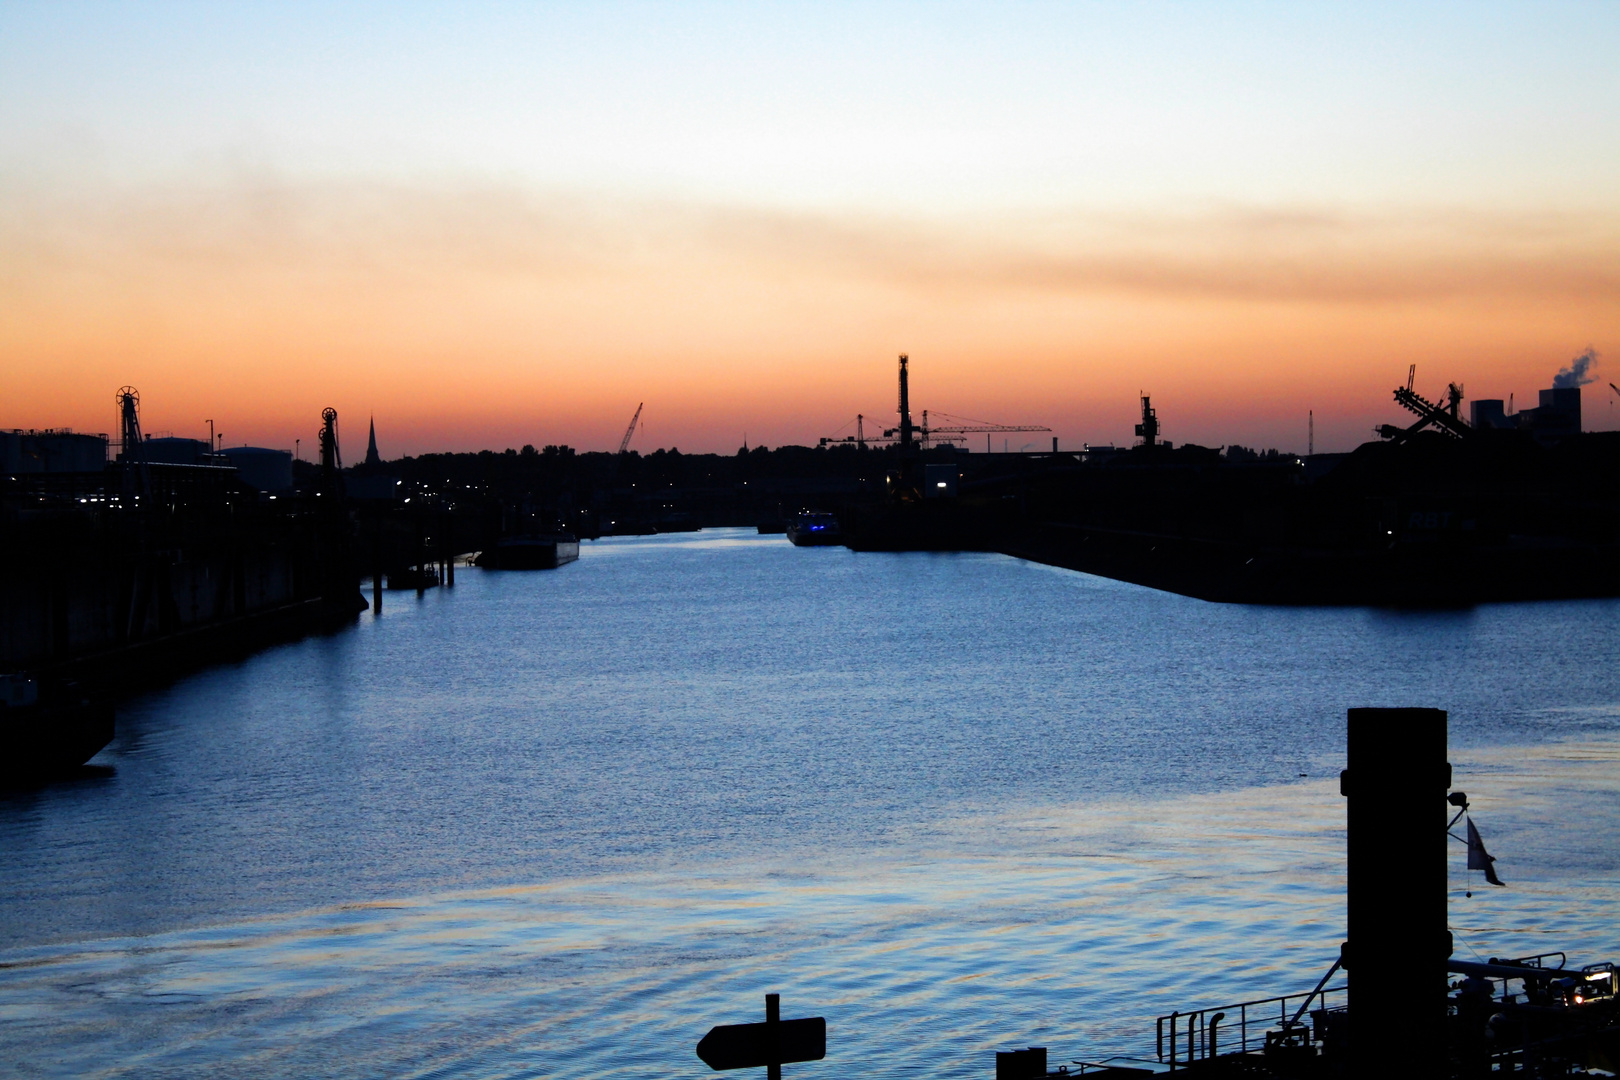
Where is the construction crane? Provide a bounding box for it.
[618,403,643,454]
[898,410,1050,450]
[820,354,1050,450]
[819,414,889,449]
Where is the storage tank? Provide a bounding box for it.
[130,436,211,465]
[0,429,108,473]
[220,446,294,492]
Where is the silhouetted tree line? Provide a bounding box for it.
[350,443,894,499]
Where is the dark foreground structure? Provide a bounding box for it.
[835,361,1620,606]
[990,428,1620,605]
[1,402,368,780]
[996,708,1619,1078]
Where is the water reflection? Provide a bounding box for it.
[3,752,1616,1079]
[1,531,1617,1078]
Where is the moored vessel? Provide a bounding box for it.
[786,512,841,546]
[1,673,114,782]
[474,535,580,570]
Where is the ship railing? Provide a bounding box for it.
[1494,951,1565,970]
[1154,983,1347,1068]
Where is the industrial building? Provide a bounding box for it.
[1469,385,1582,438]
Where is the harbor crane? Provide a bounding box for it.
[618,403,643,454]
[1379,367,1474,443]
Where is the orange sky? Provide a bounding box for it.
[3,7,1617,456]
[4,177,1615,456]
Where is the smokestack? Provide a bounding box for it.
[898,354,914,452]
[1342,708,1450,1078]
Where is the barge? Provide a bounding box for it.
[474,535,580,569]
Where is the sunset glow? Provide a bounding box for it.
[4,3,1618,455]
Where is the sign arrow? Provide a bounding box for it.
[696,1017,826,1071]
[696,994,826,1074]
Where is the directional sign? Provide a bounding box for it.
[697,994,827,1076]
[697,1017,826,1071]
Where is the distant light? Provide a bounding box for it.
[936,481,948,488]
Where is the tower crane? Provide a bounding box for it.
[618,403,643,454]
[818,354,1050,451]
[819,414,885,449]
[896,410,1051,450]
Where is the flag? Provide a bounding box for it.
[1466,817,1505,887]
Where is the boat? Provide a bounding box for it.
[1,673,114,782]
[786,512,841,546]
[474,534,580,570]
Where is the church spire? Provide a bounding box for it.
[364,415,381,467]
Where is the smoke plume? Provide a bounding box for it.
[1553,347,1599,389]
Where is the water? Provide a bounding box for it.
[2,530,1618,1078]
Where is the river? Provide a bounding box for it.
[3,529,1618,1078]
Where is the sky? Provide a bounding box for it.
[3,2,1619,456]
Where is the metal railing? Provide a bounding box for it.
[1156,984,1347,1067]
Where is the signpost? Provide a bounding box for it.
[696,994,826,1080]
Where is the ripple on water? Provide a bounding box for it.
[3,749,1618,1079]
[2,533,1618,1077]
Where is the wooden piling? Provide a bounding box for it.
[372,514,382,614]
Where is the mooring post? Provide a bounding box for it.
[416,516,427,597]
[372,514,382,614]
[1343,707,1449,1078]
[445,514,455,586]
[765,994,781,1080]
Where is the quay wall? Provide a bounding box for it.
[1,504,352,690]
